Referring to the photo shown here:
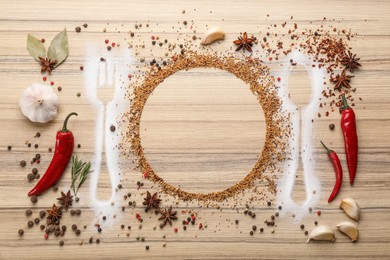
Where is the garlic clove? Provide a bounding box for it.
[340,198,360,222]
[307,225,336,243]
[201,27,226,45]
[19,83,59,123]
[334,221,359,242]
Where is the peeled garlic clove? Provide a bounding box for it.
[201,27,225,45]
[307,225,336,243]
[19,83,59,123]
[334,221,359,242]
[340,198,360,221]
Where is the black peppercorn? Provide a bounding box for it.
[75,27,81,32]
[20,160,26,167]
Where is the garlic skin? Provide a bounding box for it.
[307,225,336,243]
[201,27,226,45]
[340,198,360,222]
[334,221,359,242]
[19,83,58,123]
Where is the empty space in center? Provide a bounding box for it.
[140,68,266,194]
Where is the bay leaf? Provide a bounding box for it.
[26,34,46,62]
[47,28,69,68]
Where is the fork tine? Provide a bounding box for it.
[98,61,106,88]
[107,60,115,87]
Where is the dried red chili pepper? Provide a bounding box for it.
[320,141,343,203]
[28,112,77,196]
[340,95,358,185]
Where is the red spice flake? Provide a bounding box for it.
[198,223,203,229]
[44,234,48,239]
[80,65,84,71]
[128,74,132,79]
[173,227,178,233]
[105,39,109,44]
[42,76,47,81]
[317,210,321,216]
[50,81,54,86]
[268,57,273,61]
[277,77,281,82]
[151,36,155,40]
[41,38,45,43]
[111,42,116,47]
[36,159,40,164]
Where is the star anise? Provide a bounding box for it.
[233,32,254,52]
[330,69,354,91]
[57,190,73,210]
[339,50,361,72]
[38,56,57,74]
[158,206,177,228]
[143,191,161,210]
[46,204,62,223]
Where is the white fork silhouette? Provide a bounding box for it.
[84,45,132,215]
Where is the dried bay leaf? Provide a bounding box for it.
[27,34,46,62]
[47,28,69,67]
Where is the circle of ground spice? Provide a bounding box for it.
[122,51,287,202]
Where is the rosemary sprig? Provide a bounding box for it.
[71,155,92,196]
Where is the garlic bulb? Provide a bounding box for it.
[19,83,59,123]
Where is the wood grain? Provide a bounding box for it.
[1,0,390,259]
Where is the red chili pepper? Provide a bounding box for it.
[340,95,358,185]
[28,112,77,196]
[320,141,343,203]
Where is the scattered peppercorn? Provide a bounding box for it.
[235,220,239,224]
[314,221,318,225]
[59,240,64,246]
[75,27,81,32]
[18,229,24,235]
[26,209,32,216]
[7,145,12,151]
[27,173,35,181]
[75,229,81,235]
[32,168,38,175]
[267,201,271,206]
[30,195,38,204]
[250,231,254,236]
[20,160,26,167]
[39,210,46,218]
[146,245,149,250]
[300,224,305,230]
[28,221,34,228]
[305,231,309,235]
[83,23,88,28]
[96,239,100,244]
[329,123,335,130]
[260,228,264,233]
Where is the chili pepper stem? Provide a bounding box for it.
[320,141,332,155]
[341,95,349,111]
[62,112,78,132]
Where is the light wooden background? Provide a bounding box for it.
[1,0,390,259]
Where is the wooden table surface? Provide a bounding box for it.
[1,0,390,259]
